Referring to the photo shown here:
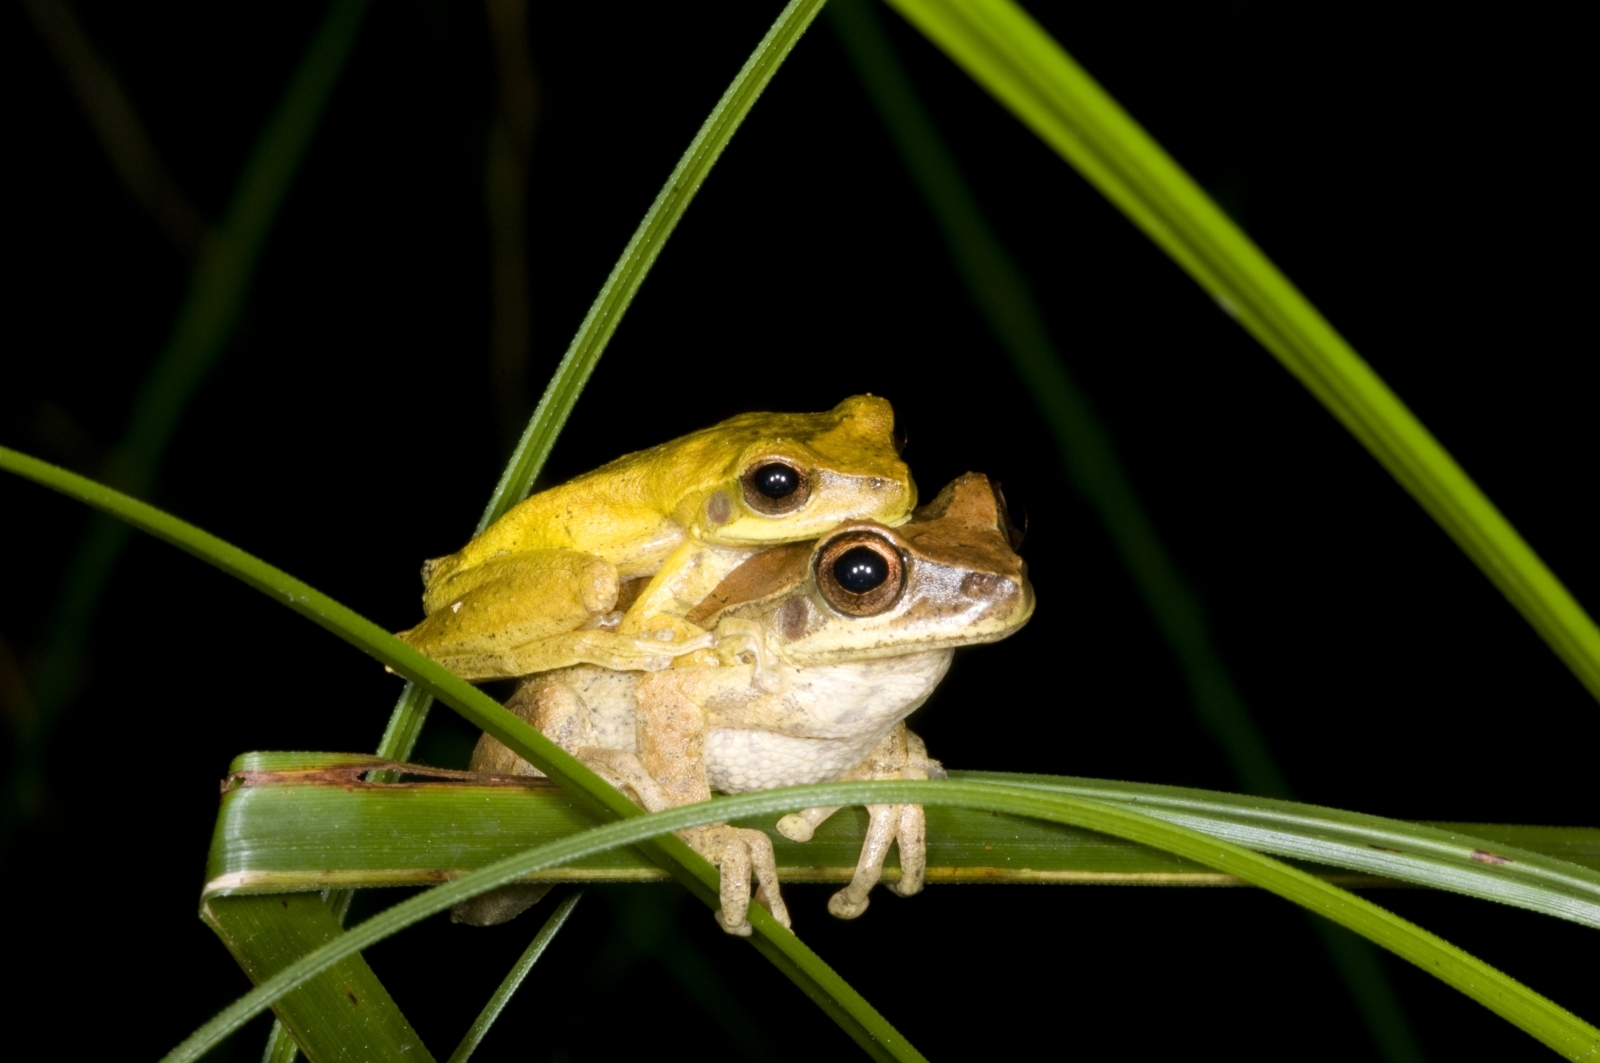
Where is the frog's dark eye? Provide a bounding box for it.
[752,463,799,499]
[816,532,905,616]
[833,547,888,592]
[742,461,811,515]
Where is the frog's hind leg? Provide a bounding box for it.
[679,824,790,937]
[401,550,621,680]
[635,671,791,935]
[453,672,638,927]
[452,675,598,927]
[798,724,944,920]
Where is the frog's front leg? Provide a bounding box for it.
[636,671,790,936]
[617,540,757,632]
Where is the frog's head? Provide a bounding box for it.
[690,473,1033,664]
[673,395,916,545]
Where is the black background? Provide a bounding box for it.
[2,2,1594,1060]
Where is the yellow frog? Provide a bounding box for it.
[458,474,1033,934]
[399,396,914,678]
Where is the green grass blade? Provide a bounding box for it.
[445,891,583,1063]
[371,0,829,793]
[478,0,829,532]
[833,0,1284,795]
[885,0,1600,702]
[202,755,1600,927]
[259,1021,299,1063]
[335,7,839,1054]
[0,445,917,1063]
[339,7,837,1049]
[964,772,1600,927]
[167,779,1600,1063]
[203,893,432,1062]
[829,13,1421,1049]
[15,447,1592,1057]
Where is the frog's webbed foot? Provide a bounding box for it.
[826,803,929,919]
[680,824,790,936]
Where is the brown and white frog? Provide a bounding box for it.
[457,473,1032,934]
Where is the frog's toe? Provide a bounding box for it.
[884,804,927,898]
[776,804,841,842]
[827,886,872,920]
[714,907,754,937]
[776,814,815,842]
[689,824,787,936]
[755,882,791,930]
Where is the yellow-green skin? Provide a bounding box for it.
[399,395,915,679]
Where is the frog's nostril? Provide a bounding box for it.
[959,573,1001,597]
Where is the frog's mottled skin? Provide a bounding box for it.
[454,474,1032,934]
[399,396,914,679]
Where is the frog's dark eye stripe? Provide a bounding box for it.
[816,532,905,616]
[742,460,811,515]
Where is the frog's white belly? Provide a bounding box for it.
[704,650,952,794]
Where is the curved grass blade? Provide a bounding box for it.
[446,891,583,1063]
[959,772,1600,928]
[885,0,1600,701]
[164,779,1600,1063]
[827,8,1420,1054]
[480,0,829,530]
[10,448,1589,1057]
[259,1021,299,1063]
[202,757,1600,930]
[373,0,830,786]
[831,0,1285,800]
[0,445,915,1063]
[350,10,838,1050]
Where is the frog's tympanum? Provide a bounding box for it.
[398,396,914,679]
[455,474,1032,935]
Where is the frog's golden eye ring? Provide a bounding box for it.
[816,532,906,617]
[742,461,811,515]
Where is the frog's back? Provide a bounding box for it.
[448,429,732,569]
[450,397,899,561]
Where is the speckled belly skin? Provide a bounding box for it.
[699,651,951,793]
